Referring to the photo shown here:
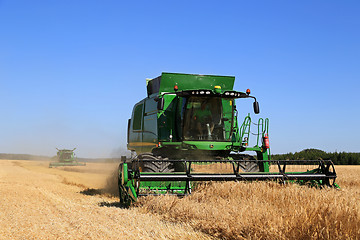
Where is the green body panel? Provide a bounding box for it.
[159,72,235,93]
[119,163,187,204]
[49,162,86,168]
[182,141,233,151]
[139,176,186,191]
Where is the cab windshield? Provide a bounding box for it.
[182,97,233,141]
[58,152,73,161]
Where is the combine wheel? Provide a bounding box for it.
[118,163,131,206]
[138,153,174,173]
[236,154,260,172]
[322,162,337,187]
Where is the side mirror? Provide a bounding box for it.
[156,97,164,110]
[253,101,260,114]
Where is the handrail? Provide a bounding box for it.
[256,118,264,146]
[238,114,251,146]
[237,115,270,148]
[255,118,269,147]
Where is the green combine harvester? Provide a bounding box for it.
[118,72,337,205]
[49,148,86,168]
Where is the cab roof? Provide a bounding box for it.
[147,72,235,96]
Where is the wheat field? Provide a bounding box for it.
[0,160,209,240]
[137,166,360,239]
[0,160,359,239]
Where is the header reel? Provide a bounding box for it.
[118,157,337,206]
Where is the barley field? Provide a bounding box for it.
[0,160,359,239]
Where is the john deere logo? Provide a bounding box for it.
[209,144,214,148]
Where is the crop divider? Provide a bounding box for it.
[276,161,288,184]
[184,161,192,194]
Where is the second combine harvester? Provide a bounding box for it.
[118,72,337,205]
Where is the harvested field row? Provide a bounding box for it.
[0,160,211,240]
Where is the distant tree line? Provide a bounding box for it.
[272,149,360,165]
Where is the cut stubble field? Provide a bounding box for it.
[0,160,359,239]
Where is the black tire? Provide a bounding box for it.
[236,154,260,172]
[138,153,175,173]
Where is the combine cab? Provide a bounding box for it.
[118,73,337,206]
[49,148,86,168]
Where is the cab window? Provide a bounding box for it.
[133,104,143,130]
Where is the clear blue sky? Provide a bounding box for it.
[0,1,359,158]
